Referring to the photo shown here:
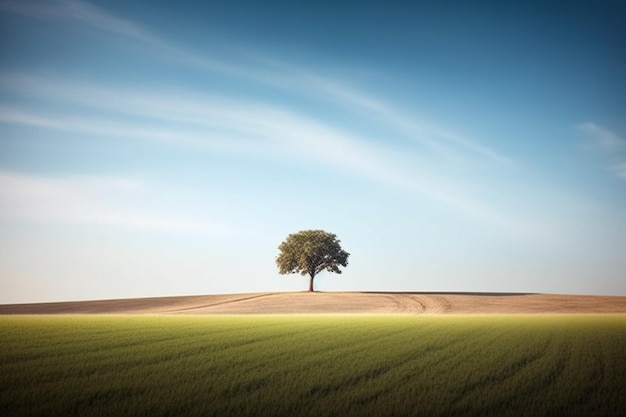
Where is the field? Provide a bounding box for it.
[2,291,626,314]
[1,314,625,417]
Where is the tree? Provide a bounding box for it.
[276,230,350,292]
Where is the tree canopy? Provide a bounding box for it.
[276,230,350,292]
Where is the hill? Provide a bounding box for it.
[1,291,625,314]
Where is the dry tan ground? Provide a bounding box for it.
[1,291,625,314]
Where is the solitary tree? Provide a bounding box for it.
[276,230,350,292]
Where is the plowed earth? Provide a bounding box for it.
[1,292,625,314]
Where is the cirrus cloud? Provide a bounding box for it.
[578,122,626,180]
[0,171,233,235]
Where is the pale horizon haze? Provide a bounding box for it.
[1,0,625,303]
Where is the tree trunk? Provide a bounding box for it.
[308,274,315,292]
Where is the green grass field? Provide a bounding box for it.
[1,315,625,417]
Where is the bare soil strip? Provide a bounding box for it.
[1,292,625,314]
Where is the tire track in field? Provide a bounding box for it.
[167,293,278,313]
[398,294,451,313]
[382,294,423,313]
[378,293,453,314]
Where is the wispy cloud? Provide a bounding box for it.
[578,122,626,180]
[0,0,510,167]
[0,105,262,154]
[612,163,626,179]
[0,0,268,79]
[0,0,155,43]
[0,73,536,237]
[578,122,626,150]
[0,1,531,236]
[0,171,232,235]
[251,60,514,165]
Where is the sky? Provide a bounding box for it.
[0,0,625,303]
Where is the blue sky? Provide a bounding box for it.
[1,0,625,303]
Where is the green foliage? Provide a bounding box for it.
[276,230,349,291]
[1,315,625,417]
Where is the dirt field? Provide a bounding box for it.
[1,291,625,314]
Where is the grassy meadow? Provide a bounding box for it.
[1,315,625,417]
